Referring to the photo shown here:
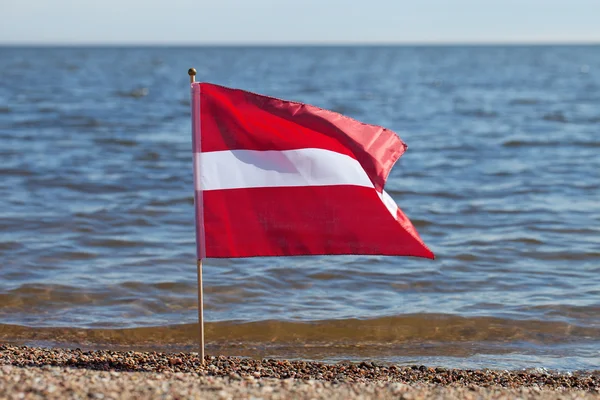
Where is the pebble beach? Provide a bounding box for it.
[1,346,598,399]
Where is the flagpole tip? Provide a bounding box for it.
[188,68,197,83]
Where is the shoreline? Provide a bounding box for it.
[1,346,599,399]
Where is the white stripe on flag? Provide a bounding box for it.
[196,148,374,191]
[194,148,400,218]
[378,190,399,217]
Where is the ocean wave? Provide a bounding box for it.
[116,88,149,99]
[1,315,597,354]
[455,109,498,118]
[543,111,568,123]
[509,98,540,105]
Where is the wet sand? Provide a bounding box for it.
[1,345,598,399]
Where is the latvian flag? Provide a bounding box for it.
[191,83,434,260]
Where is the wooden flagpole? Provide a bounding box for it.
[188,68,205,363]
[196,258,204,362]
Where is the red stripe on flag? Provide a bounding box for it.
[199,186,434,259]
[198,83,406,192]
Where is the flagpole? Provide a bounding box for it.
[188,67,205,363]
[196,258,204,362]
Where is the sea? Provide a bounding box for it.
[0,45,599,372]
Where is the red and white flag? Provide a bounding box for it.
[191,83,434,259]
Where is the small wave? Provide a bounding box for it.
[579,116,600,124]
[17,115,105,129]
[410,219,434,228]
[486,170,523,177]
[0,241,24,251]
[543,111,568,123]
[529,226,600,235]
[0,282,196,313]
[508,237,544,245]
[502,139,552,148]
[14,119,53,128]
[63,115,103,128]
[510,98,540,105]
[502,139,600,148]
[455,109,498,118]
[329,104,362,116]
[60,64,80,71]
[307,272,345,281]
[524,251,600,261]
[60,182,126,194]
[116,88,149,99]
[94,137,138,147]
[119,281,192,292]
[38,107,57,113]
[576,141,600,147]
[0,315,597,355]
[14,117,101,129]
[56,251,98,261]
[388,190,466,200]
[424,80,444,88]
[115,217,157,228]
[0,106,11,114]
[455,253,478,261]
[83,238,144,248]
[0,168,35,177]
[299,85,320,94]
[135,151,161,161]
[147,197,194,207]
[520,304,600,321]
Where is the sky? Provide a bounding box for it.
[2,0,600,45]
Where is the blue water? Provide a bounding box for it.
[0,45,599,371]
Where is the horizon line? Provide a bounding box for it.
[1,40,600,47]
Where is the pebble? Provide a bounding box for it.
[0,345,598,399]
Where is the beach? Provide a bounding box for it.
[1,346,598,399]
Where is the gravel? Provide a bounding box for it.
[1,345,598,399]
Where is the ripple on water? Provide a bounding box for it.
[115,88,149,98]
[94,137,139,147]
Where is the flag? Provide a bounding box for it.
[190,83,434,260]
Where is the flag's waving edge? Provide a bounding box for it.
[191,82,434,260]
